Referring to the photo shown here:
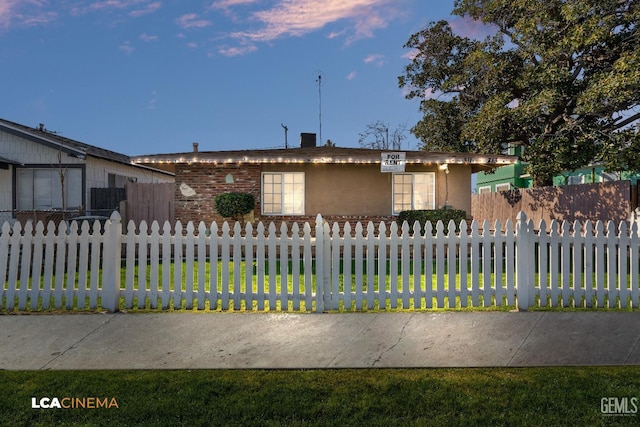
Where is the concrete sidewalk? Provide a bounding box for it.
[1,312,640,370]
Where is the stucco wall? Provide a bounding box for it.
[174,161,473,225]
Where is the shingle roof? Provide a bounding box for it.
[0,118,172,175]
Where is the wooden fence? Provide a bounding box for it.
[125,182,174,228]
[471,180,637,226]
[1,212,639,313]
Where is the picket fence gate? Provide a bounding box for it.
[1,212,639,313]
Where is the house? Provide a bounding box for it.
[476,145,640,193]
[0,118,174,225]
[133,138,517,227]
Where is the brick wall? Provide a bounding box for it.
[175,163,261,226]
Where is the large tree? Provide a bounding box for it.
[399,0,640,186]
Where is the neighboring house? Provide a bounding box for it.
[475,144,640,193]
[133,140,516,227]
[0,118,174,225]
[476,145,531,193]
[553,165,640,186]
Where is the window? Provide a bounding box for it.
[495,183,511,192]
[16,167,83,211]
[392,173,435,214]
[262,172,304,215]
[478,186,492,194]
[601,172,619,182]
[567,175,584,185]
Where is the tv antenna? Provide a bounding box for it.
[281,123,288,148]
[314,70,326,146]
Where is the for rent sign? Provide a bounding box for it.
[381,152,405,172]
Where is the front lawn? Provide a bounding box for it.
[2,367,639,426]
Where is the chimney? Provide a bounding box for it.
[38,123,45,131]
[193,142,199,153]
[300,133,316,148]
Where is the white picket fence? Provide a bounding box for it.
[1,212,639,313]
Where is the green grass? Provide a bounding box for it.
[3,257,639,313]
[2,367,639,426]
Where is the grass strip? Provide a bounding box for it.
[2,367,639,426]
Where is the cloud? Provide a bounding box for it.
[176,13,212,29]
[143,89,157,110]
[210,0,258,9]
[139,33,158,42]
[129,1,161,17]
[228,0,393,43]
[449,15,498,40]
[0,0,58,31]
[401,49,419,61]
[218,44,257,56]
[346,71,357,81]
[363,53,384,67]
[72,0,159,16]
[119,41,135,54]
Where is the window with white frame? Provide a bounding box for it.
[478,186,492,194]
[392,172,435,214]
[262,172,305,215]
[495,183,511,192]
[16,167,83,211]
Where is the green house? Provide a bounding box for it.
[476,146,531,193]
[553,166,640,186]
[475,145,640,193]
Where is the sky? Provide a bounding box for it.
[0,0,485,156]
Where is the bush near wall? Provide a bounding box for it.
[215,193,255,222]
[398,209,467,235]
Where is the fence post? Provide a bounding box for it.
[515,211,532,310]
[102,211,122,313]
[315,214,324,313]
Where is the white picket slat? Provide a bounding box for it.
[583,220,594,308]
[198,222,208,310]
[234,222,243,310]
[366,222,375,310]
[618,222,629,309]
[381,222,390,309]
[245,222,255,311]
[137,221,149,309]
[595,221,606,308]
[572,221,584,308]
[561,221,571,307]
[291,223,300,311]
[149,221,160,310]
[30,222,45,310]
[412,222,423,309]
[173,222,183,309]
[19,221,34,310]
[343,222,352,310]
[402,221,411,309]
[303,222,313,311]
[221,222,230,310]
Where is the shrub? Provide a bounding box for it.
[397,209,467,235]
[215,193,255,222]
